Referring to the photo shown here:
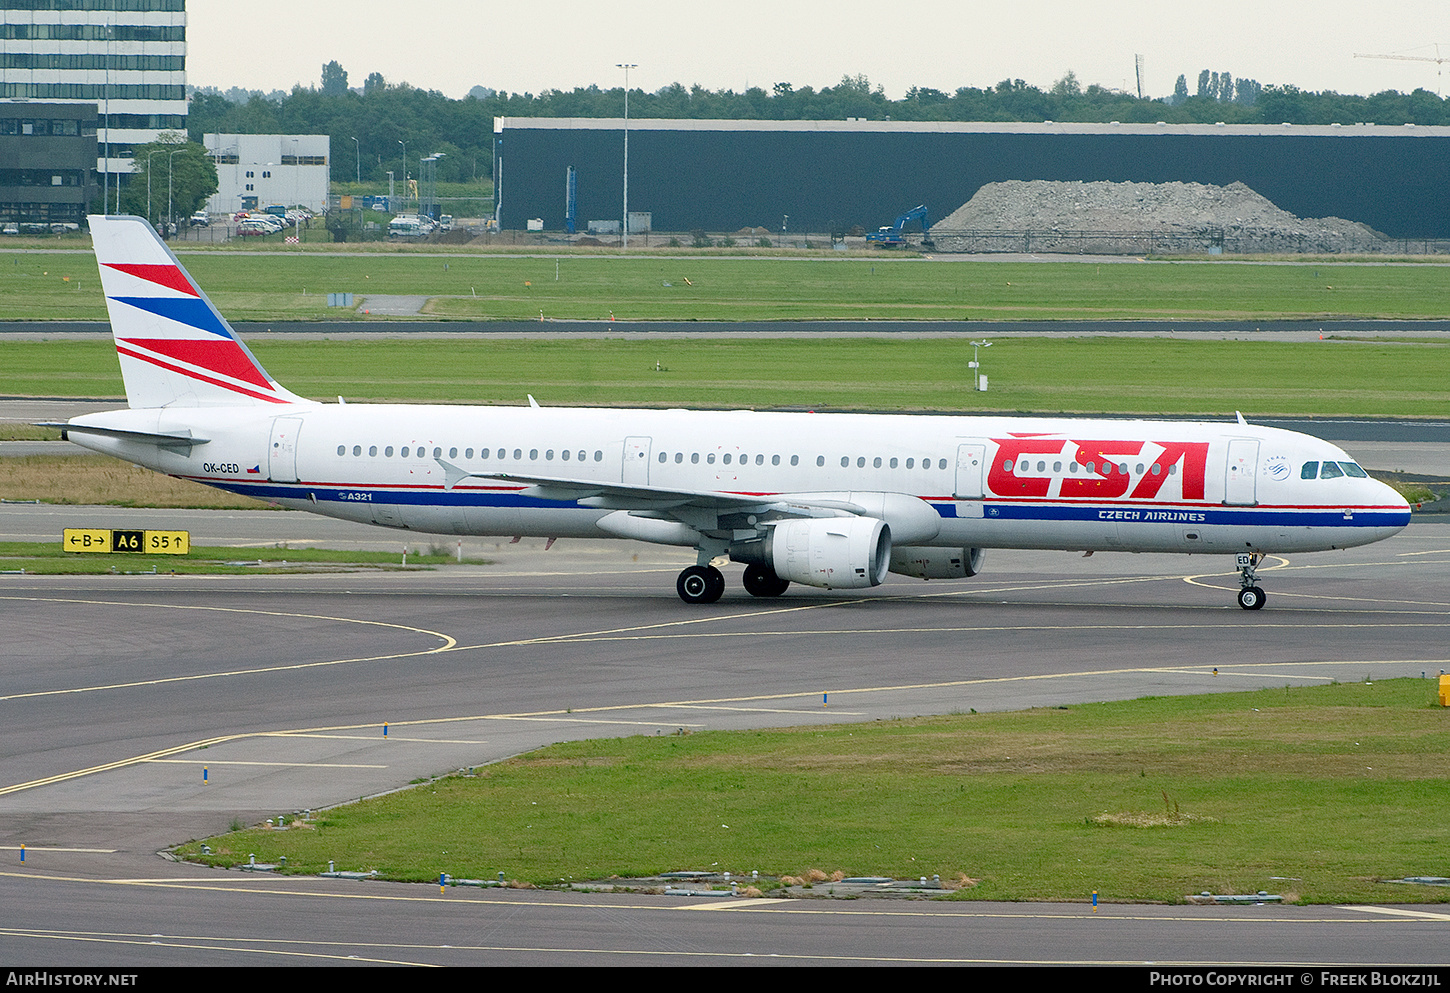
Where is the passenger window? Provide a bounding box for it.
[1036,461,1045,472]
[691,453,700,464]
[385,446,394,457]
[790,455,798,466]
[906,458,915,469]
[938,459,947,470]
[594,451,603,461]
[448,447,457,459]
[578,451,586,461]
[841,457,849,467]
[772,455,780,466]
[369,446,378,457]
[1053,461,1061,472]
[433,447,442,458]
[545,450,554,460]
[1340,462,1369,478]
[723,454,732,465]
[513,449,522,459]
[890,458,898,469]
[1301,462,1318,479]
[401,447,410,458]
[1019,460,1028,472]
[1135,463,1144,475]
[1168,464,1177,475]
[873,457,882,468]
[857,457,866,468]
[707,454,716,464]
[1319,461,1344,479]
[1151,463,1160,475]
[561,450,570,460]
[676,453,684,463]
[465,448,473,459]
[353,445,362,456]
[336,445,345,456]
[658,452,667,463]
[756,454,764,465]
[816,456,824,467]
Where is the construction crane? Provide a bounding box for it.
[1354,46,1447,95]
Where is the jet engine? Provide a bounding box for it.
[888,546,985,580]
[733,516,891,589]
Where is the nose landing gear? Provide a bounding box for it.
[1235,552,1267,610]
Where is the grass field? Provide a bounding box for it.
[174,678,1450,904]
[0,540,487,575]
[5,336,1448,418]
[0,456,270,508]
[5,250,1450,323]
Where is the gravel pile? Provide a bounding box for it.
[932,180,1387,254]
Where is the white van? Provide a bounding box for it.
[388,215,427,238]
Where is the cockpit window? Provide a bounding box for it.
[1319,461,1344,479]
[1339,461,1369,478]
[1301,462,1318,480]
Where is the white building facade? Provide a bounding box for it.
[0,0,187,194]
[203,133,330,214]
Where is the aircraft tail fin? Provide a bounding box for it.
[89,214,306,409]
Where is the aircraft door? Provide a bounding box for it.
[268,415,304,483]
[1224,439,1259,506]
[953,442,986,499]
[623,436,652,486]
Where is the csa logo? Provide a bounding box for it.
[1264,456,1291,481]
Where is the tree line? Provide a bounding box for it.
[187,64,1450,185]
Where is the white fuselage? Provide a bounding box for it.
[67,402,1411,557]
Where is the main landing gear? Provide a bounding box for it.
[676,562,792,603]
[742,562,790,598]
[676,565,726,604]
[1235,552,1267,610]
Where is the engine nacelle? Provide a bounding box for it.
[765,516,891,589]
[889,546,985,580]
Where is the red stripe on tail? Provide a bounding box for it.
[102,263,199,297]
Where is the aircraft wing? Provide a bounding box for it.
[439,459,866,533]
[448,461,786,510]
[437,460,941,545]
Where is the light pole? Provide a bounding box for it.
[351,136,360,186]
[616,63,636,248]
[146,149,160,227]
[291,138,299,213]
[167,148,180,234]
[398,140,407,210]
[969,339,992,392]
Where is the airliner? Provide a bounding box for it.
[54,215,1411,609]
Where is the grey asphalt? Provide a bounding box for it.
[5,317,1450,338]
[3,524,1450,965]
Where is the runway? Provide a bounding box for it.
[3,522,1450,965]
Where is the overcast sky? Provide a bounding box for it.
[189,0,1450,102]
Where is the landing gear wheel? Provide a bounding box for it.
[677,565,725,604]
[1237,585,1266,611]
[742,562,790,598]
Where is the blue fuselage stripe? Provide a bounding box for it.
[205,480,1411,530]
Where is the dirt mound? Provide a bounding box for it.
[933,180,1386,254]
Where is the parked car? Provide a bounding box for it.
[236,219,274,237]
[189,211,209,228]
[1,223,18,236]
